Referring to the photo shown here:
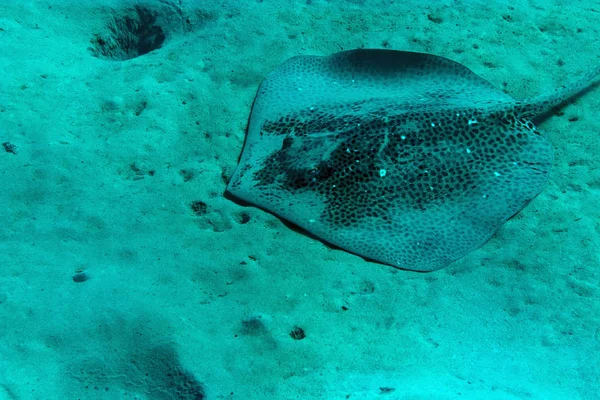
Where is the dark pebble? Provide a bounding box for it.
[289,326,306,340]
[3,142,18,154]
[72,272,90,283]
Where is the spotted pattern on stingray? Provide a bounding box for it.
[227,49,599,271]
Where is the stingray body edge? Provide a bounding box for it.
[227,49,598,271]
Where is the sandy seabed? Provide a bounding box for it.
[0,1,599,399]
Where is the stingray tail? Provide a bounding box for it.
[515,66,600,118]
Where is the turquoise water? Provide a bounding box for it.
[1,1,599,399]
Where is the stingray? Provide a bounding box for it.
[226,49,599,271]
